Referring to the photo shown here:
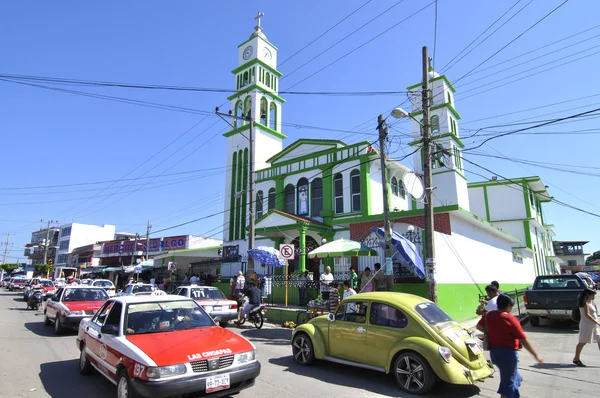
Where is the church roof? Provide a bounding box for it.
[266,138,347,164]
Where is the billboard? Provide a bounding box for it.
[102,235,188,255]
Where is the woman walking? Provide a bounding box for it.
[477,294,543,398]
[573,288,600,367]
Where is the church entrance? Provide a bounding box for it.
[288,235,320,274]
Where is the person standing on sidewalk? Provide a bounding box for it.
[477,294,543,398]
[573,288,600,367]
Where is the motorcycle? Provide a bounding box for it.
[26,289,44,311]
[235,296,265,329]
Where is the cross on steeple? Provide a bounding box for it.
[254,12,265,32]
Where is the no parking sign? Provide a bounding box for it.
[279,244,295,260]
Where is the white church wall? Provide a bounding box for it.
[468,186,487,220]
[274,144,340,164]
[255,130,283,171]
[369,162,384,215]
[486,184,527,221]
[491,221,526,246]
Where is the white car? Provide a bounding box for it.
[118,283,160,297]
[171,285,238,327]
[76,295,260,398]
[89,279,117,297]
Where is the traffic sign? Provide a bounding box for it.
[280,244,295,259]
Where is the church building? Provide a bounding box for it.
[219,16,561,321]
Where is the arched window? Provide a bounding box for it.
[234,100,243,128]
[399,180,406,199]
[350,169,361,212]
[269,102,277,131]
[431,115,440,135]
[256,191,264,220]
[243,97,252,123]
[391,177,398,196]
[243,71,249,87]
[311,178,323,217]
[260,97,268,125]
[266,72,271,88]
[284,184,295,214]
[447,92,452,105]
[297,177,309,215]
[268,188,276,210]
[334,173,343,214]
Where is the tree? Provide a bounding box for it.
[34,263,54,275]
[0,263,20,273]
[586,250,600,266]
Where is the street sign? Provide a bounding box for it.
[134,266,142,274]
[280,244,295,259]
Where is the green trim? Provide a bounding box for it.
[241,148,248,239]
[321,166,333,219]
[275,178,284,211]
[232,58,283,77]
[409,132,465,148]
[483,186,491,221]
[223,123,287,140]
[161,246,222,255]
[523,182,532,218]
[467,176,541,188]
[227,84,286,103]
[360,156,372,216]
[331,204,460,225]
[266,139,346,164]
[406,82,423,91]
[430,75,457,92]
[237,35,279,51]
[229,152,237,242]
[432,168,467,181]
[523,221,532,249]
[409,102,461,120]
[255,222,332,235]
[299,227,307,272]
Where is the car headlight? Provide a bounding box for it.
[145,364,187,380]
[233,350,256,365]
[69,310,84,315]
[438,347,452,363]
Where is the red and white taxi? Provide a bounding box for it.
[171,285,238,327]
[76,295,260,398]
[88,279,117,297]
[44,286,109,334]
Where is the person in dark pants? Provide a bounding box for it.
[298,270,310,306]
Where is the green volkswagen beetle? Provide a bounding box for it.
[291,292,493,394]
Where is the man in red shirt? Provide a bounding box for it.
[477,294,543,398]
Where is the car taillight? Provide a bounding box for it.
[230,304,238,310]
[523,295,528,305]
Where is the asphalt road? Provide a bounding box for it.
[1,290,599,398]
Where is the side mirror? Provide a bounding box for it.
[101,324,119,336]
[116,290,122,295]
[327,313,336,322]
[50,295,57,301]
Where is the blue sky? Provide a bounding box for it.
[1,0,599,262]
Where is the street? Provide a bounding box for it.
[0,290,599,398]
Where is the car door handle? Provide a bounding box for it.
[357,327,365,333]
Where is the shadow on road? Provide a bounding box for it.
[523,319,578,334]
[241,328,292,345]
[268,356,482,397]
[24,321,74,338]
[533,362,600,369]
[39,359,114,398]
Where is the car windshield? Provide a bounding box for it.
[132,285,154,294]
[415,302,453,325]
[41,280,53,287]
[190,288,226,300]
[535,276,583,289]
[63,288,108,302]
[125,300,214,334]
[93,281,114,288]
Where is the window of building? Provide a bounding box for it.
[370,303,408,328]
[350,169,361,212]
[284,184,295,214]
[59,241,69,250]
[269,102,277,131]
[431,115,440,135]
[243,97,252,121]
[567,260,577,267]
[234,100,243,128]
[453,147,463,170]
[391,177,398,196]
[61,227,71,237]
[57,254,68,264]
[447,92,452,105]
[334,173,343,214]
[266,72,271,88]
[399,180,406,199]
[260,97,267,125]
[311,178,323,218]
[242,71,249,87]
[268,188,276,210]
[297,178,309,215]
[256,191,264,220]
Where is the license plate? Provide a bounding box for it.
[550,310,567,314]
[213,306,222,311]
[206,374,230,393]
[468,343,482,355]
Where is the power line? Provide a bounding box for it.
[432,0,439,69]
[278,0,374,66]
[453,0,570,84]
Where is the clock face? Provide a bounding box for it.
[243,46,253,60]
[263,47,272,60]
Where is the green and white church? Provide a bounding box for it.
[220,15,562,321]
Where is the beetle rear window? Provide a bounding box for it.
[414,302,453,324]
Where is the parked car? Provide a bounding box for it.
[44,286,109,335]
[76,295,261,398]
[117,283,159,297]
[1,277,11,287]
[291,292,494,395]
[524,274,586,326]
[171,285,238,327]
[3,277,15,289]
[88,279,117,297]
[9,278,28,291]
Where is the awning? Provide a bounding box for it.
[103,266,122,272]
[371,227,425,279]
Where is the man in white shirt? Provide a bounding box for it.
[319,266,334,299]
[189,274,199,284]
[476,284,499,315]
[235,271,245,294]
[343,280,356,299]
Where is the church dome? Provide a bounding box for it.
[250,30,268,40]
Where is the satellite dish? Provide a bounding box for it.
[402,172,425,201]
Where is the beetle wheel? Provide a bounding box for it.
[393,352,435,395]
[292,334,315,365]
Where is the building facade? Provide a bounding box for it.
[24,226,60,265]
[54,223,116,266]
[553,240,589,273]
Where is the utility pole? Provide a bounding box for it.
[215,107,256,277]
[131,234,139,266]
[421,46,437,303]
[377,115,393,287]
[42,220,56,264]
[1,232,10,264]
[145,221,151,260]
